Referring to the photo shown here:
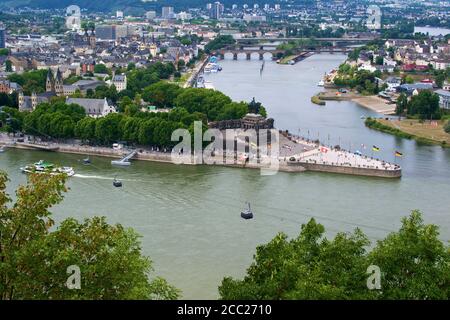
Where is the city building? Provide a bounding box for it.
[46,68,64,96]
[162,7,174,19]
[176,12,193,20]
[0,79,21,94]
[146,11,156,20]
[95,25,116,40]
[209,2,224,20]
[0,24,6,49]
[112,74,127,92]
[66,97,116,117]
[435,89,450,109]
[116,11,124,20]
[243,14,267,23]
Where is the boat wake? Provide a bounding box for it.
[73,174,143,182]
[73,174,115,180]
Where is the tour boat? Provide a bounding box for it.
[241,202,254,220]
[20,160,75,177]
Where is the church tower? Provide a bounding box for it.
[89,29,96,48]
[46,68,54,93]
[54,68,63,96]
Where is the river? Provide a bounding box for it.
[1,54,449,299]
[414,26,450,36]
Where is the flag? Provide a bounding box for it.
[395,151,403,157]
[372,145,380,152]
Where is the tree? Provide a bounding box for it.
[396,93,408,118]
[142,82,182,108]
[95,113,124,145]
[375,56,384,65]
[5,60,12,72]
[219,211,449,300]
[445,121,450,134]
[407,90,440,120]
[93,64,108,74]
[0,171,180,299]
[205,35,235,53]
[404,75,414,84]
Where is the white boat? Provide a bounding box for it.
[20,160,75,177]
[111,160,131,166]
[0,146,5,153]
[317,80,325,86]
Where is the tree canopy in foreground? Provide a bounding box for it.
[219,211,449,300]
[0,171,180,300]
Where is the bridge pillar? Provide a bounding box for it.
[246,53,251,60]
[233,52,238,60]
[260,46,264,50]
[259,53,264,60]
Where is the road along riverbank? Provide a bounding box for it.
[1,133,401,178]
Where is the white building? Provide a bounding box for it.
[243,14,267,23]
[176,12,192,20]
[162,7,174,19]
[116,11,124,19]
[112,74,127,92]
[146,11,156,20]
[66,97,116,117]
[435,89,450,109]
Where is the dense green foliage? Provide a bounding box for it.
[93,64,108,74]
[0,106,24,135]
[396,93,408,116]
[407,91,441,120]
[23,102,86,139]
[219,211,449,300]
[12,84,266,147]
[7,69,48,95]
[445,121,450,134]
[0,171,180,300]
[205,35,235,53]
[365,117,413,139]
[334,64,381,95]
[126,62,176,97]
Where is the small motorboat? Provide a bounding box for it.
[20,160,75,177]
[241,202,253,220]
[317,80,325,86]
[113,178,122,188]
[82,157,91,164]
[0,146,5,153]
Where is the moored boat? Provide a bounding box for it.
[20,160,75,177]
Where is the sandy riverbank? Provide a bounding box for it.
[316,90,396,114]
[352,96,396,115]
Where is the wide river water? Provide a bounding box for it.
[1,54,449,299]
